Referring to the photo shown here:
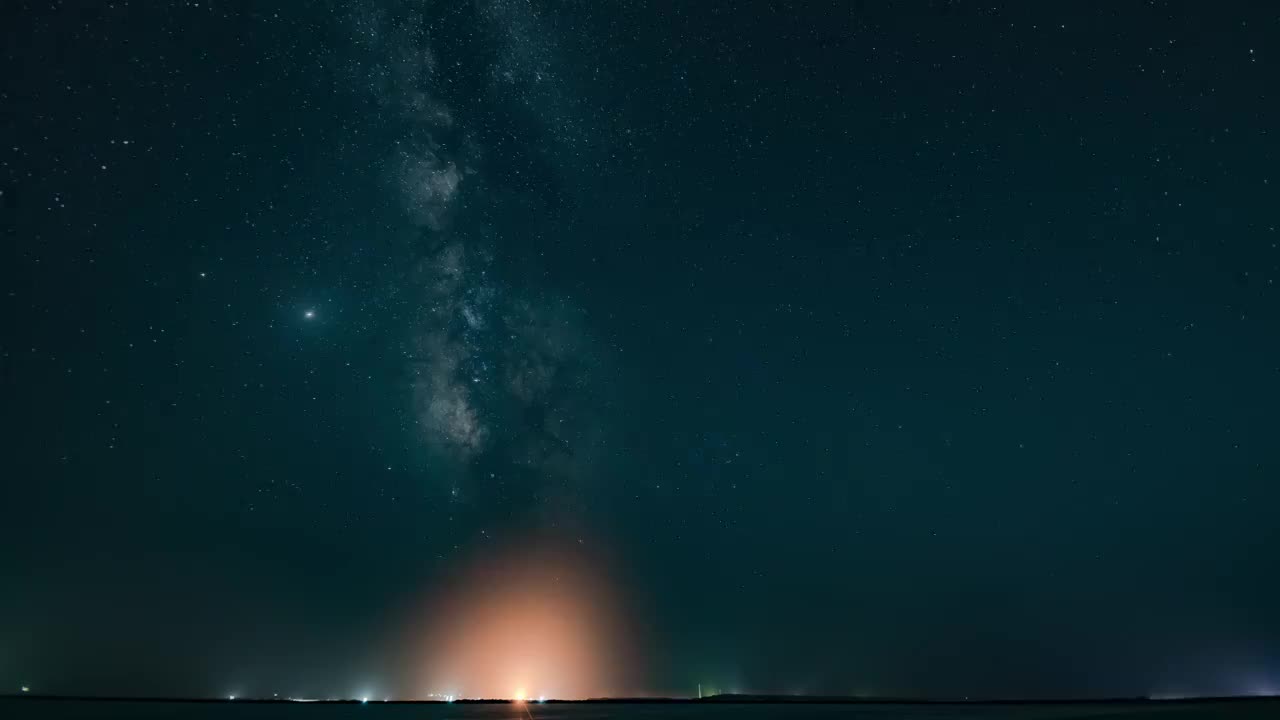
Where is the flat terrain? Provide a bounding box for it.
[3,699,1278,720]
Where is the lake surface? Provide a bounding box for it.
[4,699,1278,720]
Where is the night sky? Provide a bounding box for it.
[3,0,1279,702]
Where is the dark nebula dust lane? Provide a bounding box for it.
[2,0,1279,702]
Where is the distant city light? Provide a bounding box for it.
[539,695,546,703]
[361,697,369,703]
[228,695,236,701]
[514,688,527,702]
[21,687,30,693]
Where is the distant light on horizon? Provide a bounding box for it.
[1248,685,1278,697]
[410,542,633,699]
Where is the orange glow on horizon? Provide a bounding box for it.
[407,539,636,700]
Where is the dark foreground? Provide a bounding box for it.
[3,698,1279,720]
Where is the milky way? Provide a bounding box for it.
[345,1,605,507]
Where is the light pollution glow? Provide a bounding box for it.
[407,540,636,700]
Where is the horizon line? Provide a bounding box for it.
[4,692,1279,705]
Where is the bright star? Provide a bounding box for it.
[303,309,315,320]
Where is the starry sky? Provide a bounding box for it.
[2,0,1279,702]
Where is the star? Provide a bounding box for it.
[303,309,316,320]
